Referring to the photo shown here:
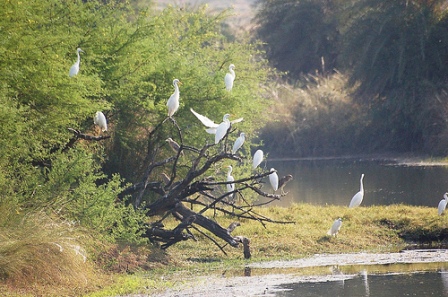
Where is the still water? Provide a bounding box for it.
[266,157,448,207]
[274,270,448,297]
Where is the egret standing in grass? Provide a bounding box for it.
[252,149,264,170]
[190,108,243,134]
[438,192,448,215]
[269,168,279,191]
[94,111,107,132]
[328,218,342,237]
[69,48,84,77]
[232,132,245,154]
[225,64,235,91]
[349,174,365,208]
[226,165,235,198]
[165,137,183,156]
[167,79,181,117]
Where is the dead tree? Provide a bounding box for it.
[117,117,293,259]
[68,116,293,258]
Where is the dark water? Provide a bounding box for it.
[274,270,448,297]
[266,158,448,207]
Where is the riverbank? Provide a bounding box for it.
[93,203,448,297]
[125,250,448,297]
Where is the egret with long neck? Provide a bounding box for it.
[167,79,181,117]
[69,48,84,77]
[349,174,365,208]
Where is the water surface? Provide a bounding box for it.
[265,158,448,207]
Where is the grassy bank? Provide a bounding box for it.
[89,203,448,296]
[2,203,448,296]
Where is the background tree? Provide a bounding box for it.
[340,0,448,152]
[254,0,340,76]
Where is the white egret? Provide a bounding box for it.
[278,174,293,195]
[165,137,183,156]
[190,108,243,134]
[93,111,107,132]
[269,168,279,191]
[252,149,264,169]
[215,114,231,144]
[349,174,365,208]
[226,165,235,194]
[166,79,181,117]
[438,192,448,215]
[69,48,84,77]
[232,132,245,154]
[327,218,342,237]
[224,64,235,91]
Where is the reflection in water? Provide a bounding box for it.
[274,271,448,297]
[361,270,369,297]
[265,158,448,207]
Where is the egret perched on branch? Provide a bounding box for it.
[93,111,107,132]
[232,132,245,154]
[226,165,235,196]
[215,114,231,144]
[190,108,243,134]
[69,48,84,77]
[438,192,448,215]
[269,168,279,191]
[328,218,342,237]
[225,64,235,91]
[349,174,365,208]
[278,174,293,195]
[165,137,183,156]
[167,79,181,117]
[252,150,264,169]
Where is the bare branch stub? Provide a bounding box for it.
[121,118,294,258]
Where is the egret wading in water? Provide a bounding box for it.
[226,165,235,199]
[328,218,342,237]
[349,174,365,208]
[232,132,245,154]
[252,150,264,170]
[269,168,279,191]
[165,137,183,156]
[438,192,448,215]
[94,111,107,132]
[225,64,235,91]
[190,108,243,134]
[69,48,84,77]
[167,79,181,117]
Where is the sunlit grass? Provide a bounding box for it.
[2,203,448,296]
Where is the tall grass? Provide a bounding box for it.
[0,207,101,296]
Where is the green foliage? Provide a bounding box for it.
[0,0,270,251]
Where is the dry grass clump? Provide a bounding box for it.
[0,210,102,296]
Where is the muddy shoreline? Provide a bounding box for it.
[127,249,448,297]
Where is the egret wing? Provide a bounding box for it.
[190,108,218,128]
